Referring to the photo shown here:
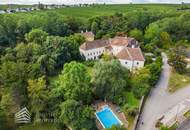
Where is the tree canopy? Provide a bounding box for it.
[92,60,130,102]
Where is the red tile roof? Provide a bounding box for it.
[80,40,109,50]
[115,48,132,60]
[128,47,145,61]
[110,37,129,46]
[116,47,145,61]
[105,45,113,51]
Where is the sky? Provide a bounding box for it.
[0,0,189,5]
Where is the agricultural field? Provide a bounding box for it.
[0,4,32,10]
[0,3,190,130]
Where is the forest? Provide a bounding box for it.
[0,4,190,130]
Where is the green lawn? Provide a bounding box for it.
[168,70,190,93]
[126,92,140,107]
[125,92,140,130]
[17,123,57,130]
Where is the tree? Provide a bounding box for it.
[44,36,71,69]
[25,29,48,45]
[0,107,8,130]
[57,61,92,104]
[129,28,144,42]
[92,60,130,102]
[0,61,28,104]
[147,56,162,86]
[159,32,173,49]
[145,23,161,42]
[15,42,42,63]
[37,54,56,76]
[0,25,8,46]
[1,15,18,44]
[59,99,97,130]
[168,46,187,74]
[101,52,114,61]
[132,68,151,98]
[16,19,31,42]
[106,125,127,130]
[64,34,85,61]
[27,76,49,119]
[43,35,84,69]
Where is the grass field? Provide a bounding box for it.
[168,70,190,93]
[1,4,183,22]
[42,4,182,19]
[0,4,32,10]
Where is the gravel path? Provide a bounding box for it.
[136,53,190,130]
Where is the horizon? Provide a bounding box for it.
[0,0,189,5]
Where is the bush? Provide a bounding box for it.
[127,107,139,117]
[0,107,8,130]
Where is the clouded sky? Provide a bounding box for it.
[0,0,189,5]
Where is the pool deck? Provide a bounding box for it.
[93,101,128,130]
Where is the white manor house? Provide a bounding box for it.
[79,32,145,71]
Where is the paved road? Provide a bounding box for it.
[136,53,190,130]
[177,118,190,130]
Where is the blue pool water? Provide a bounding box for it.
[95,106,122,128]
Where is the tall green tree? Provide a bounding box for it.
[0,61,28,104]
[92,60,129,102]
[0,107,8,130]
[25,29,48,45]
[132,68,151,98]
[168,46,187,74]
[145,23,161,42]
[57,61,92,104]
[27,76,49,119]
[59,99,97,130]
[37,54,56,76]
[159,32,173,49]
[129,28,144,42]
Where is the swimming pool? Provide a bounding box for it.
[95,105,123,128]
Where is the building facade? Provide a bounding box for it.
[79,36,145,71]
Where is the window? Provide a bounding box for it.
[125,61,127,64]
[137,62,139,65]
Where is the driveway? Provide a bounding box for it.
[136,53,190,130]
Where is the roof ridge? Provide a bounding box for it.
[125,47,133,60]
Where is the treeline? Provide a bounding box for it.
[0,29,86,129]
[0,8,185,49]
[0,13,84,48]
[0,7,189,130]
